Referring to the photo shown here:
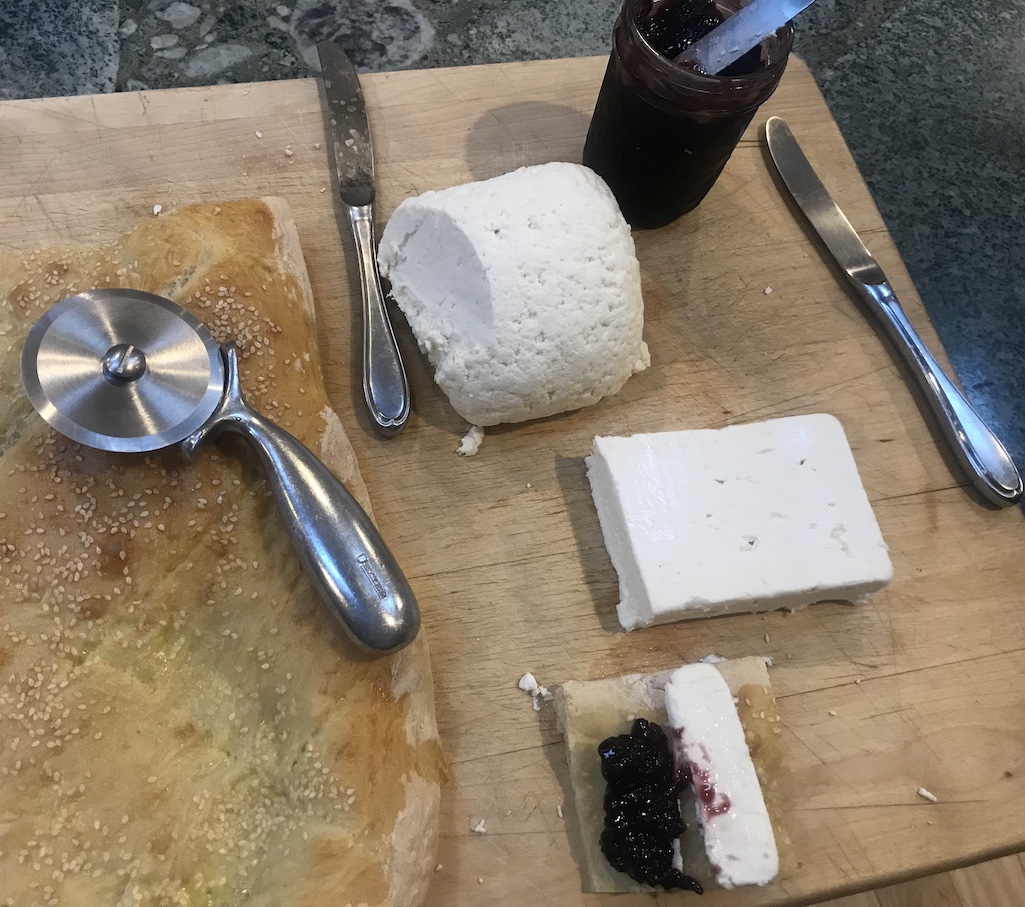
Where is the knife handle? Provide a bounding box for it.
[858,281,1022,506]
[182,344,421,652]
[347,202,411,437]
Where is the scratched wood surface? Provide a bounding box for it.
[824,852,1025,907]
[0,56,1022,906]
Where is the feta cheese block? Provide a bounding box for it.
[585,413,893,630]
[377,162,650,427]
[665,663,778,888]
[556,656,792,893]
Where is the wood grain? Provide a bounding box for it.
[948,854,1025,907]
[0,56,1022,906]
[815,853,1025,907]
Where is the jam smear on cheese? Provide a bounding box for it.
[674,733,733,818]
[597,718,703,893]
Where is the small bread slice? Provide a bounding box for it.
[556,657,793,893]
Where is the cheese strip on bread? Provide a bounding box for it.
[0,199,443,907]
[556,656,793,893]
[665,663,778,888]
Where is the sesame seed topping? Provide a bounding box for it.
[0,244,360,899]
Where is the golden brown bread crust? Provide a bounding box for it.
[556,657,792,893]
[0,199,443,906]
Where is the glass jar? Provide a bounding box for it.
[583,0,795,229]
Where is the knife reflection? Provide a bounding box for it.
[317,40,410,437]
[765,116,1021,507]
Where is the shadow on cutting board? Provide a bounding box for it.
[464,102,591,181]
[554,455,625,636]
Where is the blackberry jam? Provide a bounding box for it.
[583,0,794,229]
[597,718,703,892]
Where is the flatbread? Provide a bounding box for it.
[0,198,443,906]
[557,656,793,893]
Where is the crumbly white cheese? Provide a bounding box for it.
[516,672,541,692]
[518,672,540,693]
[377,162,650,427]
[456,424,485,457]
[585,413,893,630]
[517,671,552,710]
[664,663,778,889]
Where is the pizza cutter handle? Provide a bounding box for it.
[181,343,420,654]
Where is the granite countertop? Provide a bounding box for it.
[1,0,1021,479]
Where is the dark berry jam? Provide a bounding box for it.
[597,718,703,893]
[637,0,763,74]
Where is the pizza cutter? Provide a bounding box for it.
[20,288,419,653]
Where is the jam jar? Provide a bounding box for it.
[583,0,794,229]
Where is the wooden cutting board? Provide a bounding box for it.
[1,55,1022,906]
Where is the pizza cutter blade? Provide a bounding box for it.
[21,289,420,654]
[21,289,225,452]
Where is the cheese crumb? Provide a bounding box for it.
[764,286,773,295]
[471,819,487,834]
[517,672,552,710]
[152,204,163,216]
[255,130,263,138]
[827,710,838,716]
[917,787,938,803]
[557,803,564,818]
[456,424,485,457]
[518,672,539,693]
[671,837,684,872]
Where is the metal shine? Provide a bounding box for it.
[766,116,1022,507]
[21,289,421,651]
[317,40,410,437]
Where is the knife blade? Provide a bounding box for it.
[680,0,817,74]
[764,116,1022,507]
[318,40,410,436]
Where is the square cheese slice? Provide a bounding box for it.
[585,413,893,630]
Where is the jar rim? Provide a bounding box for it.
[623,0,795,92]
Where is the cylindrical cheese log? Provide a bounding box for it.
[377,162,650,427]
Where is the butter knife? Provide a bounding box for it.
[318,40,410,436]
[765,116,1022,507]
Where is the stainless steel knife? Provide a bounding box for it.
[318,40,410,437]
[764,116,1022,507]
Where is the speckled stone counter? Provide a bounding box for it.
[1,0,1021,474]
